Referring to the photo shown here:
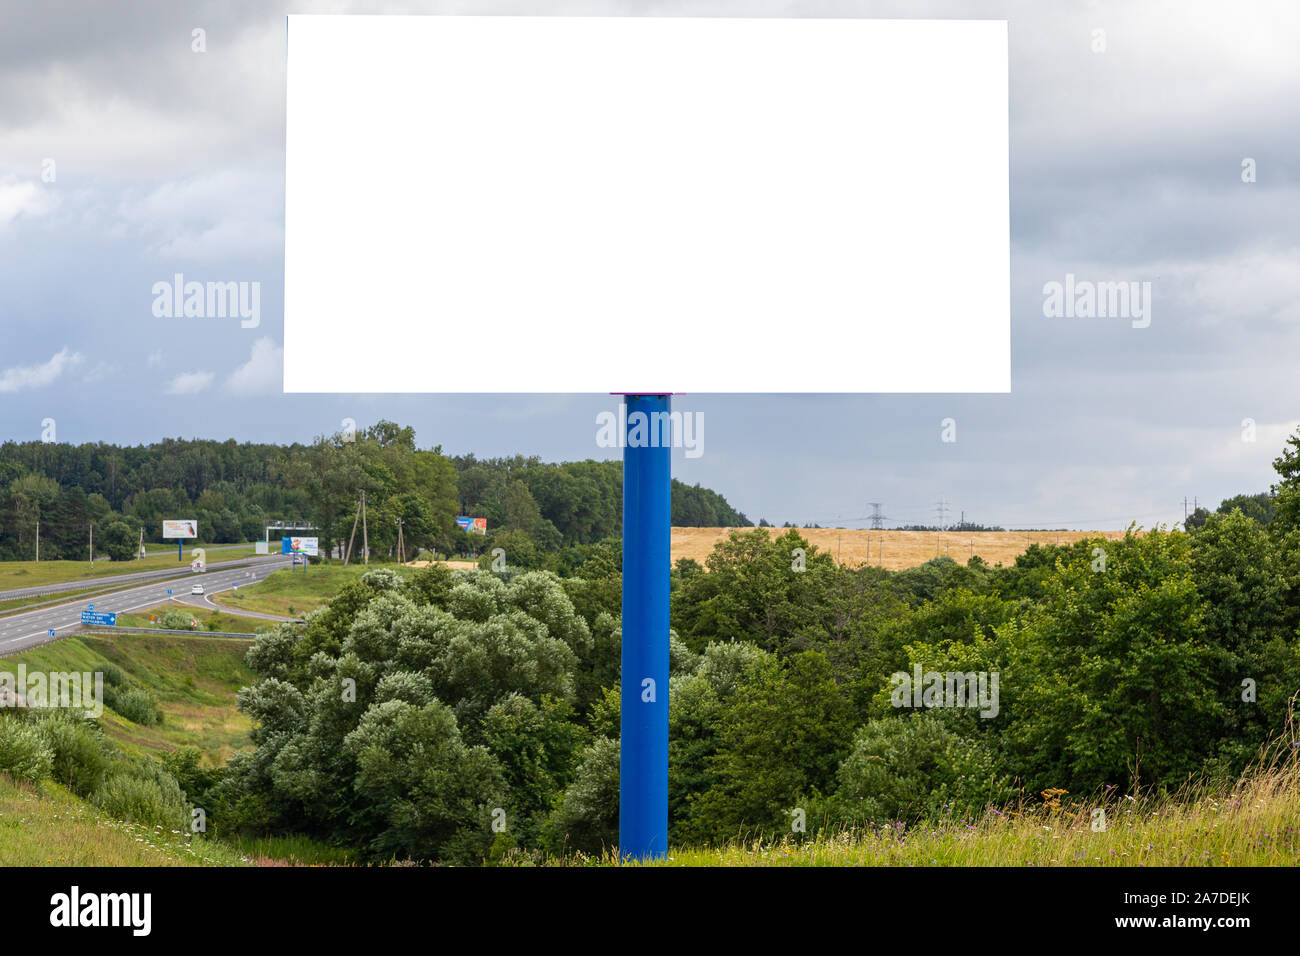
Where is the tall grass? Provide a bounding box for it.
[0,775,249,867]
[213,564,410,617]
[516,719,1300,867]
[648,721,1300,867]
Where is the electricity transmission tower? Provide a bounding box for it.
[935,497,950,530]
[867,502,887,530]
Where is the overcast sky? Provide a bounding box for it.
[1,1,1297,529]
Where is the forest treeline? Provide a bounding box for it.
[0,421,749,562]
[4,430,1298,862]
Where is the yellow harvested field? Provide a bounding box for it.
[671,527,1131,571]
[403,530,1131,574]
[405,559,479,571]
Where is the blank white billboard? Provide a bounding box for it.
[284,16,1009,393]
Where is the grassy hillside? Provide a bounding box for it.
[0,775,352,866]
[213,563,411,618]
[115,602,266,635]
[626,761,1300,867]
[0,633,255,762]
[0,776,249,866]
[0,630,361,866]
[9,762,1294,867]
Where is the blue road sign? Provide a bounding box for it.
[80,610,117,627]
[87,604,94,610]
[48,629,55,637]
[167,589,172,595]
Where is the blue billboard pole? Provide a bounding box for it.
[620,393,671,860]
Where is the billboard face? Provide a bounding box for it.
[282,536,319,556]
[162,520,198,539]
[284,16,1009,394]
[455,517,487,535]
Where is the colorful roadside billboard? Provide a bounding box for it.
[455,516,487,535]
[282,536,319,556]
[162,519,198,539]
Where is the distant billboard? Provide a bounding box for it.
[455,517,487,535]
[162,520,198,539]
[282,536,319,556]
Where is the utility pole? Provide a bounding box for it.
[344,495,362,567]
[138,527,144,559]
[35,520,39,562]
[361,490,369,565]
[89,522,93,566]
[396,517,406,564]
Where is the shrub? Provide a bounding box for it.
[92,759,189,831]
[159,746,222,808]
[833,713,1014,825]
[35,711,112,794]
[103,685,162,726]
[161,609,196,630]
[0,716,54,784]
[547,736,619,855]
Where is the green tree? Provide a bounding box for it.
[344,699,504,863]
[1271,427,1300,535]
[548,736,620,855]
[481,694,586,845]
[99,519,138,562]
[833,713,1014,824]
[1002,530,1223,792]
[689,651,853,841]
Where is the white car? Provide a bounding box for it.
[191,584,205,595]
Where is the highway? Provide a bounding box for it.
[0,550,277,603]
[0,555,294,655]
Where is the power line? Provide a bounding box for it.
[779,506,1178,529]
